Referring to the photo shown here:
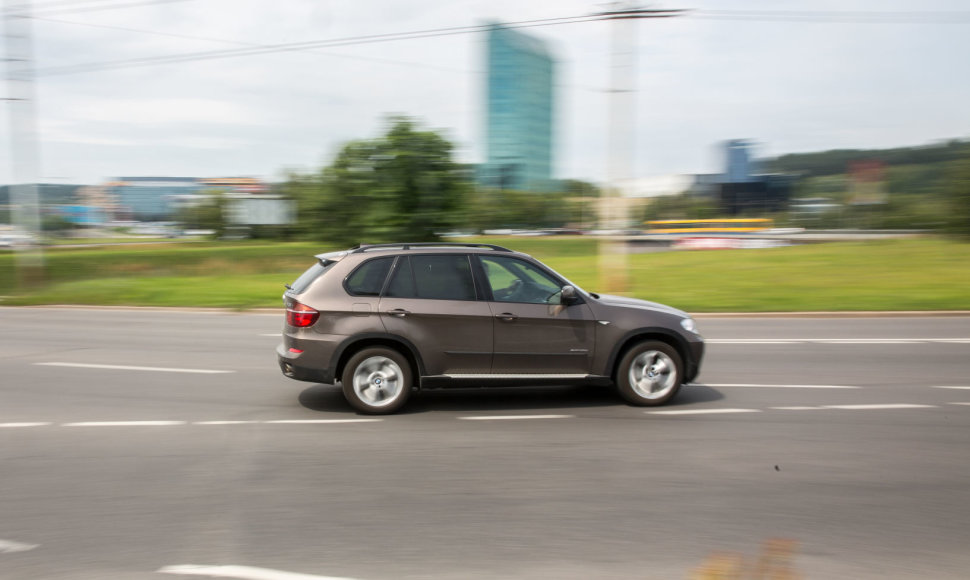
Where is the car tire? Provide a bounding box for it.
[615,340,683,406]
[341,347,413,414]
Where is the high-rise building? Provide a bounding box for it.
[724,139,758,184]
[480,23,557,192]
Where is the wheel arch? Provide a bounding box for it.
[331,333,425,386]
[606,328,692,383]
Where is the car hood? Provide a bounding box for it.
[593,294,690,319]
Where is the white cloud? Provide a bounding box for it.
[1,0,968,185]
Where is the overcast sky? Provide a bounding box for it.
[1,0,968,186]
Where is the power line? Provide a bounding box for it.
[33,11,683,76]
[32,14,475,74]
[29,7,970,77]
[693,9,970,24]
[4,0,193,16]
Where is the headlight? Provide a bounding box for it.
[680,318,697,334]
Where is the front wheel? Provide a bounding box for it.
[615,341,683,406]
[341,347,412,414]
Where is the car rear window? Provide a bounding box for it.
[345,257,395,296]
[289,260,336,294]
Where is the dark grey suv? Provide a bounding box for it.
[277,243,703,414]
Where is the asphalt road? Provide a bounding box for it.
[1,307,969,580]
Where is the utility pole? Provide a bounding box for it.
[3,0,44,287]
[596,2,685,293]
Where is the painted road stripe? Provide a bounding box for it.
[0,422,52,428]
[459,414,574,421]
[770,406,822,410]
[822,404,936,410]
[648,408,761,415]
[935,386,970,390]
[63,421,187,427]
[159,564,356,580]
[708,338,970,344]
[703,383,861,389]
[193,421,259,425]
[0,539,39,553]
[947,402,970,406]
[35,362,234,374]
[263,419,382,424]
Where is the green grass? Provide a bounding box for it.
[1,237,969,312]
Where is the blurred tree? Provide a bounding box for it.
[944,154,970,238]
[175,191,228,239]
[40,213,74,235]
[283,116,468,245]
[641,193,718,223]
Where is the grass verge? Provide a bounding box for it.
[1,237,968,312]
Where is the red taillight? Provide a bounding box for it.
[286,301,320,328]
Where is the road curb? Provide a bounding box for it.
[2,305,969,318]
[693,311,970,318]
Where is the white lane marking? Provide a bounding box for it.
[35,362,233,374]
[703,383,861,389]
[708,338,970,345]
[263,419,382,424]
[459,414,574,421]
[648,408,761,415]
[63,421,187,427]
[947,402,970,406]
[770,406,821,410]
[260,333,282,337]
[193,421,259,425]
[935,386,970,390]
[158,564,356,580]
[0,422,52,428]
[706,339,802,344]
[0,539,39,553]
[822,404,936,410]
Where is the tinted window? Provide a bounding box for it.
[289,260,336,294]
[385,256,417,298]
[386,255,476,301]
[345,257,394,296]
[480,255,562,304]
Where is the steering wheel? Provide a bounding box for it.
[496,278,523,301]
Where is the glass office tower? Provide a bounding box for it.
[481,23,557,192]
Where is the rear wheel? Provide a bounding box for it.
[615,341,682,406]
[341,347,412,414]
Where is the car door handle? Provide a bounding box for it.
[495,312,518,322]
[387,308,410,318]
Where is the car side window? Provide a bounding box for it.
[345,257,394,296]
[480,256,563,304]
[386,254,476,301]
[384,256,417,298]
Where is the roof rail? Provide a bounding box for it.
[350,242,512,253]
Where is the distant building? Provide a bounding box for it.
[479,23,557,192]
[109,177,203,221]
[724,139,759,184]
[106,177,271,221]
[717,140,794,215]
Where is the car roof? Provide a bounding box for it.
[315,243,523,261]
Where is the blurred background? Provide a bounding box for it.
[2,0,969,303]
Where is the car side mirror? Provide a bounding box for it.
[561,285,578,305]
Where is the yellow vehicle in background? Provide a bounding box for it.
[644,218,773,234]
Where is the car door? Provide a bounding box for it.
[477,255,596,375]
[379,254,493,375]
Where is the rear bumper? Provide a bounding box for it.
[277,342,334,384]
